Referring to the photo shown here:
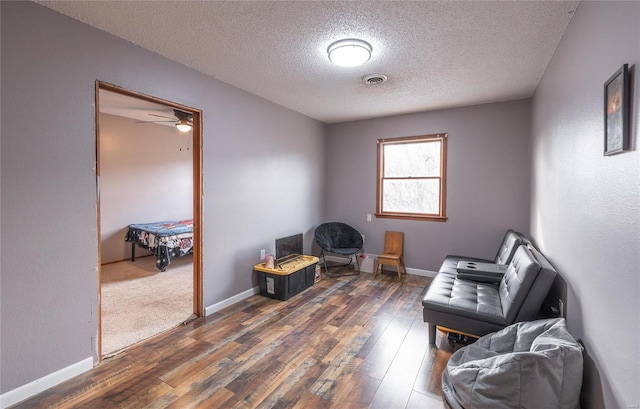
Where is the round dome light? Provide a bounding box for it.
[175,118,192,132]
[327,39,372,67]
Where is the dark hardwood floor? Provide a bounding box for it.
[11,269,459,409]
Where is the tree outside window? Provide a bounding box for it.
[376,134,447,222]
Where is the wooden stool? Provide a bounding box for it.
[374,231,407,279]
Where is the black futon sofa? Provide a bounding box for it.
[422,230,557,343]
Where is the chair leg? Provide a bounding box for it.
[396,262,402,280]
[322,253,361,277]
[320,249,328,274]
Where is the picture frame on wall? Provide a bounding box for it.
[604,64,629,156]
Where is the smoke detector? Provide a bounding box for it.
[363,74,388,85]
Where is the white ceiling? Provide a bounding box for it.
[37,1,579,124]
[99,89,177,126]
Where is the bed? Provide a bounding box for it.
[125,219,194,271]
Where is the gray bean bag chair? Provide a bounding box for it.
[442,318,583,409]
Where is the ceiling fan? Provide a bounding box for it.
[135,109,193,132]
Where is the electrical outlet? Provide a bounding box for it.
[558,299,564,318]
[260,249,266,259]
[367,214,372,222]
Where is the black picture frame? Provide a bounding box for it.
[604,64,629,156]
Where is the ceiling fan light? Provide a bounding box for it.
[327,39,372,67]
[176,119,192,132]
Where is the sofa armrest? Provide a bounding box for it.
[456,272,503,284]
[456,261,508,274]
[439,255,492,275]
[455,261,507,283]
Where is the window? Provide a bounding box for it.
[376,133,447,221]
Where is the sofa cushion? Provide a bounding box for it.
[422,272,506,326]
[514,245,558,322]
[499,245,541,323]
[439,230,526,275]
[493,229,526,264]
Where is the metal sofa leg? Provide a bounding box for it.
[428,323,437,345]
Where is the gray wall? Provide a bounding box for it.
[0,1,325,393]
[530,2,639,408]
[325,99,532,272]
[3,1,639,406]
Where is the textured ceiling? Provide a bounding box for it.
[37,1,579,124]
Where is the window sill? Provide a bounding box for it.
[374,213,448,222]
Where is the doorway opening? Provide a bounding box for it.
[95,81,203,359]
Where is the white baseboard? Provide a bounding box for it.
[406,267,438,278]
[205,286,260,316]
[323,253,437,277]
[0,357,93,409]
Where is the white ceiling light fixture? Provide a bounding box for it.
[174,109,193,132]
[175,118,192,133]
[327,39,372,67]
[135,108,193,132]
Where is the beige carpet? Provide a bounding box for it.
[101,254,193,357]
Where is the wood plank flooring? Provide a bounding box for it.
[11,269,459,409]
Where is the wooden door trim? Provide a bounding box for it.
[95,81,204,361]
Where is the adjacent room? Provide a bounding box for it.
[97,88,197,357]
[1,1,638,409]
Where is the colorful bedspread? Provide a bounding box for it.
[125,219,193,271]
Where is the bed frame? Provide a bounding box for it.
[125,219,194,271]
